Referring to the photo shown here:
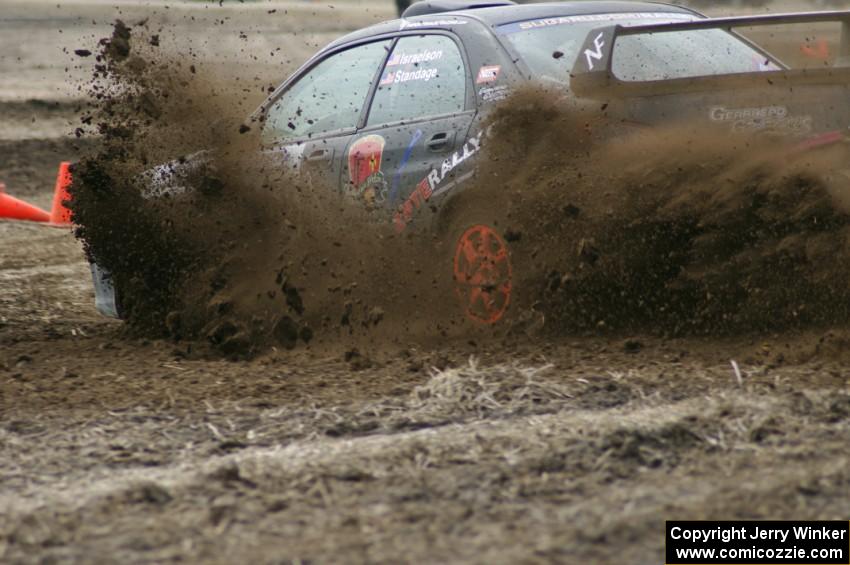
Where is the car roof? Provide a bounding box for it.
[326,1,700,50]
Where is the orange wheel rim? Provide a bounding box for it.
[453,224,512,324]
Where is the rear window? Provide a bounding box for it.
[497,12,780,85]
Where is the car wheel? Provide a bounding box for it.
[434,185,546,334]
[452,223,513,325]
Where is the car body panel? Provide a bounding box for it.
[340,30,478,216]
[253,1,753,236]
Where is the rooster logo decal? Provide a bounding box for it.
[347,134,388,207]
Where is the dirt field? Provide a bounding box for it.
[5,1,850,563]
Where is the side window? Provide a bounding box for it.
[263,40,391,143]
[367,35,467,126]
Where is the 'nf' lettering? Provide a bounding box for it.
[584,32,605,69]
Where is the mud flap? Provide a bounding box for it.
[90,263,120,318]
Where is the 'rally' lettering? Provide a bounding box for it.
[393,131,485,232]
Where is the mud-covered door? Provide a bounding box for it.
[259,39,393,191]
[342,33,476,232]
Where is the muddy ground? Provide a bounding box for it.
[5,1,850,563]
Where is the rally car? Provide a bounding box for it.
[93,0,850,326]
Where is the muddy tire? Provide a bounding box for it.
[451,223,513,325]
[436,190,541,333]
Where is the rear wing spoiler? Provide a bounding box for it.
[570,10,850,98]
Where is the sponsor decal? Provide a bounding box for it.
[478,85,511,103]
[476,65,501,84]
[387,49,443,67]
[399,18,468,30]
[393,131,483,231]
[710,105,787,122]
[430,130,482,197]
[709,105,812,134]
[380,67,439,86]
[584,32,605,70]
[389,129,423,205]
[800,38,830,60]
[497,12,694,34]
[393,176,433,232]
[347,134,388,207]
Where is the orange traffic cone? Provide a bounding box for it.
[49,161,73,226]
[0,183,51,223]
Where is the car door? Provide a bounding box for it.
[342,33,477,231]
[260,39,393,192]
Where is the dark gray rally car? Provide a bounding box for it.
[93,0,850,325]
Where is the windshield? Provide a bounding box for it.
[498,12,781,86]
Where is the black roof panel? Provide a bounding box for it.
[326,1,699,49]
[401,0,517,18]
